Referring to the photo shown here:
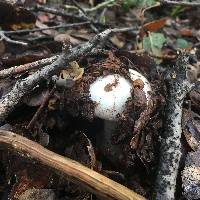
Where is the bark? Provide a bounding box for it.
[154,53,194,200]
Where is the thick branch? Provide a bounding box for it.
[0,49,109,79]
[0,55,58,79]
[154,53,194,199]
[0,130,145,200]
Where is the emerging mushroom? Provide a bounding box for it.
[89,69,152,163]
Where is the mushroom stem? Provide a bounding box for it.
[97,120,121,164]
[103,120,116,143]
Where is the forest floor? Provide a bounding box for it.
[0,0,200,200]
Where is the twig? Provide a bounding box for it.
[160,0,200,6]
[71,0,99,32]
[35,4,90,22]
[35,5,105,29]
[64,0,116,12]
[0,130,145,200]
[0,31,27,46]
[4,22,90,35]
[0,55,58,79]
[71,0,87,15]
[85,0,117,12]
[154,53,194,199]
[26,86,56,130]
[0,27,135,125]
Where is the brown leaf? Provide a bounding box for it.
[140,18,167,38]
[110,35,125,48]
[59,61,84,81]
[179,28,194,37]
[54,33,81,45]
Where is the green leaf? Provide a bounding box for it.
[176,38,189,49]
[142,32,166,64]
[143,32,166,54]
[99,15,106,25]
[122,0,156,11]
[170,6,185,18]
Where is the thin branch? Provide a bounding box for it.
[26,86,56,130]
[64,0,116,12]
[0,55,58,79]
[35,5,105,29]
[85,0,117,12]
[160,0,200,6]
[0,31,27,46]
[35,4,90,22]
[154,53,194,199]
[0,130,145,200]
[0,27,135,125]
[4,22,90,35]
[71,0,99,32]
[71,0,87,15]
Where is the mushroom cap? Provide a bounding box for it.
[129,69,151,101]
[89,70,151,121]
[89,74,131,121]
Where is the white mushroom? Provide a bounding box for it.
[89,69,151,121]
[89,69,152,162]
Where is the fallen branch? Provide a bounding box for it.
[0,55,58,79]
[4,21,91,35]
[0,27,135,125]
[0,130,145,200]
[160,0,200,6]
[154,53,194,199]
[0,49,109,79]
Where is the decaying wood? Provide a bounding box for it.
[0,130,145,200]
[154,53,194,200]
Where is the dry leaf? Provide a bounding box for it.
[59,61,84,81]
[140,18,167,38]
[110,35,125,48]
[54,33,81,45]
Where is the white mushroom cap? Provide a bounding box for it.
[89,74,132,121]
[89,70,151,121]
